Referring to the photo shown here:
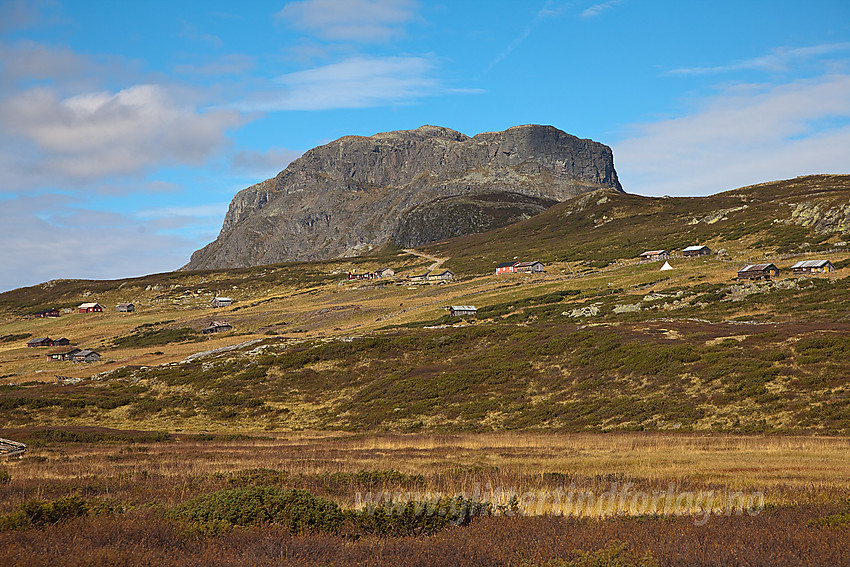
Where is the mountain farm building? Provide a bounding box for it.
[737,264,779,280]
[790,260,834,275]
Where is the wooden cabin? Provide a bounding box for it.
[639,250,669,262]
[428,270,454,281]
[78,302,103,313]
[27,337,54,348]
[116,303,135,312]
[70,349,101,363]
[737,263,779,280]
[682,245,712,257]
[375,267,395,278]
[515,261,545,273]
[790,260,834,275]
[496,261,520,274]
[449,305,477,317]
[201,320,233,334]
[33,308,60,318]
[211,297,232,308]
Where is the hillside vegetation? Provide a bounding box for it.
[0,175,848,434]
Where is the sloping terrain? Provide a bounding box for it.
[0,175,848,434]
[424,174,850,274]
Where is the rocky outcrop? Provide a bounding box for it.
[185,125,622,270]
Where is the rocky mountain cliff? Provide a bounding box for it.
[184,125,622,270]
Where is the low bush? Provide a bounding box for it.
[355,495,491,537]
[0,496,88,530]
[0,468,9,485]
[168,486,344,536]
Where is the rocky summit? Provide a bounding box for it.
[184,125,622,270]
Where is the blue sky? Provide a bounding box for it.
[1,0,849,291]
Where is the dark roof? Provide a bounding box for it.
[27,337,51,344]
[72,349,99,357]
[497,261,519,268]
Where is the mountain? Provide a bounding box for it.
[184,125,622,270]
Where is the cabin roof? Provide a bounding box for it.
[790,259,831,268]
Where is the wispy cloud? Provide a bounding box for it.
[483,1,565,75]
[277,0,418,43]
[614,74,850,196]
[581,0,622,19]
[242,55,438,111]
[668,42,850,76]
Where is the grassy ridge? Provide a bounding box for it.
[424,174,850,274]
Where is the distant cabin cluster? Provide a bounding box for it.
[21,295,238,372]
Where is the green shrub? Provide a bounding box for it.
[168,486,343,536]
[0,468,9,485]
[355,495,490,537]
[0,496,88,531]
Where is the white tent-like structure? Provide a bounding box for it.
[660,261,674,271]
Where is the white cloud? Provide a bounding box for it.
[614,75,850,196]
[581,0,621,19]
[668,42,850,76]
[277,0,418,42]
[0,195,200,292]
[244,56,438,111]
[0,84,243,187]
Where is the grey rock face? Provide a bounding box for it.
[185,124,622,270]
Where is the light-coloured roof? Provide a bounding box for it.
[739,263,776,272]
[683,245,709,251]
[640,250,667,256]
[791,259,831,268]
[78,302,101,308]
[450,305,477,311]
[213,297,232,301]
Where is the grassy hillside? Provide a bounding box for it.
[0,175,848,434]
[424,174,850,274]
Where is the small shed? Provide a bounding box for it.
[496,261,520,274]
[70,349,101,363]
[116,303,135,312]
[27,337,54,348]
[428,270,454,281]
[78,302,103,313]
[375,267,395,278]
[640,250,669,262]
[682,245,712,257]
[515,261,545,273]
[202,320,233,334]
[34,308,60,318]
[790,260,834,275]
[737,263,779,280]
[212,297,232,308]
[449,305,477,317]
[52,337,71,346]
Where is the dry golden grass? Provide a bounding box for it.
[4,431,848,517]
